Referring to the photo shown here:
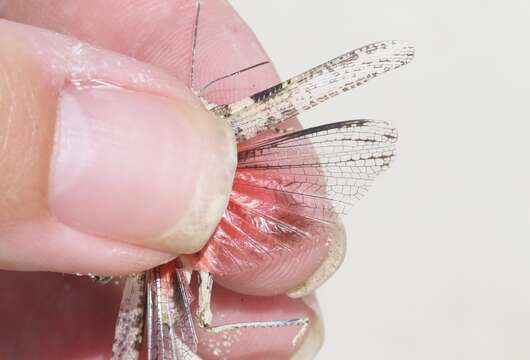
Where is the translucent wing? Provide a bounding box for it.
[111,273,147,360]
[190,119,397,274]
[236,119,397,219]
[146,262,199,360]
[211,40,413,142]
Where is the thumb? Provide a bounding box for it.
[0,20,236,275]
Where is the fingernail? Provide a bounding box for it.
[291,295,325,360]
[49,85,236,254]
[287,224,347,298]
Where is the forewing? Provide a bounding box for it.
[111,273,147,360]
[146,262,200,360]
[235,119,397,220]
[212,40,413,142]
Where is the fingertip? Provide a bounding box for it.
[0,20,237,271]
[0,220,175,275]
[50,85,236,255]
[292,295,325,360]
[287,224,347,299]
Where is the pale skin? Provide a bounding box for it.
[0,1,344,358]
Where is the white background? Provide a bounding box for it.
[230,1,530,359]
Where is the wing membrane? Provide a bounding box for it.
[235,119,397,219]
[192,119,396,274]
[111,273,147,360]
[212,41,413,142]
[146,262,199,360]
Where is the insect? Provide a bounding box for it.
[109,1,414,359]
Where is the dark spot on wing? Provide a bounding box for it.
[250,83,284,102]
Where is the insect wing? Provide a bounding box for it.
[146,263,200,360]
[111,273,147,360]
[212,40,413,142]
[236,119,397,219]
[191,119,397,274]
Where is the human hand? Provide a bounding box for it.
[0,1,345,358]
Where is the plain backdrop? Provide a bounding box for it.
[229,1,530,359]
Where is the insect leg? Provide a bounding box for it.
[188,0,270,99]
[196,271,310,346]
[189,0,201,89]
[197,61,270,96]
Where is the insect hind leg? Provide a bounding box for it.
[189,0,201,89]
[197,271,310,346]
[196,61,271,96]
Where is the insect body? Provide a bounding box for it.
[110,2,415,359]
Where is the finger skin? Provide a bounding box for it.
[0,20,238,275]
[0,271,121,359]
[0,271,319,360]
[0,0,340,296]
[0,0,280,104]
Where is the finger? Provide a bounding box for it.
[0,20,236,275]
[0,0,281,105]
[0,271,323,359]
[0,0,345,297]
[0,271,121,359]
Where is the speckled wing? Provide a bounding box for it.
[211,40,414,143]
[146,263,200,360]
[111,273,147,360]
